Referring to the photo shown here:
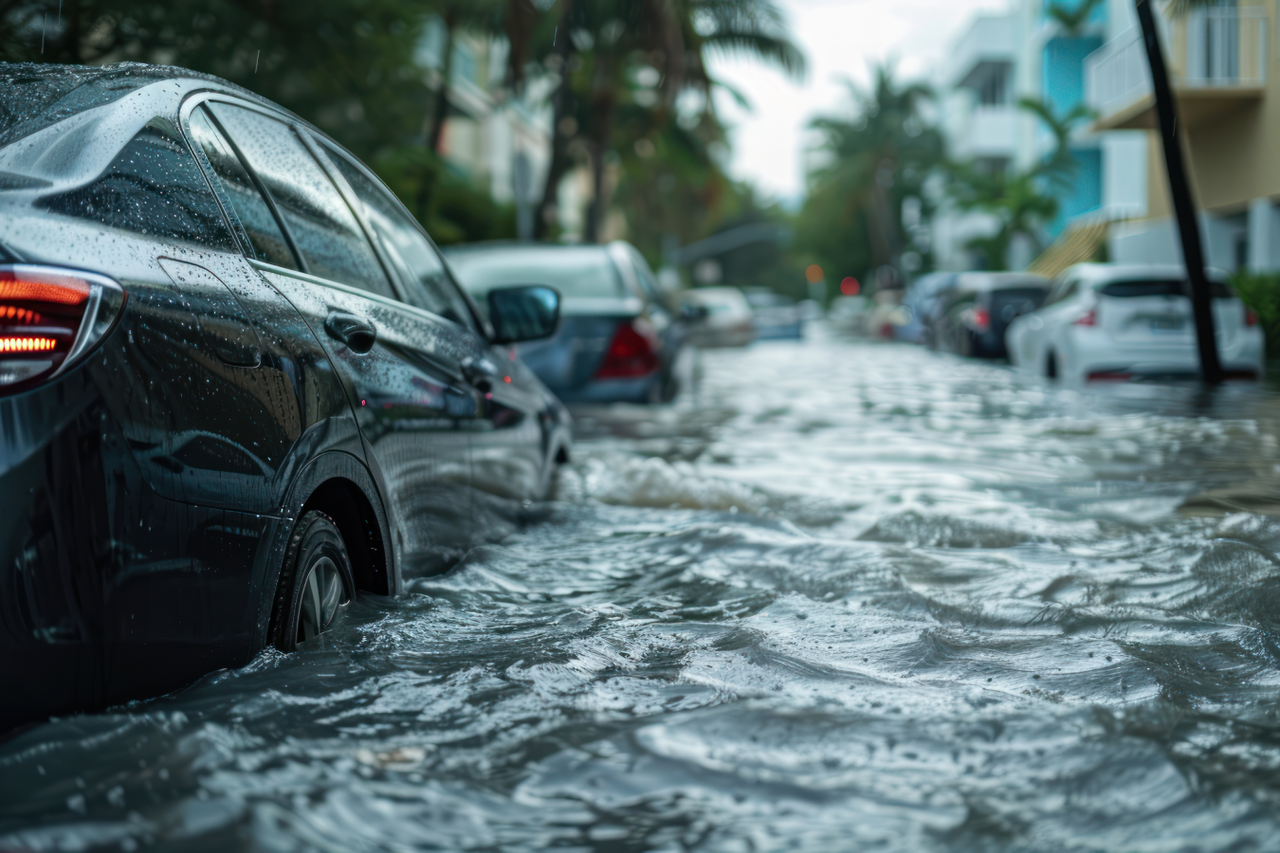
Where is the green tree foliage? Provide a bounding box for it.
[796,66,944,297]
[0,0,432,164]
[0,0,525,244]
[1231,272,1280,356]
[944,97,1093,270]
[1046,0,1105,36]
[947,166,1059,270]
[532,0,804,242]
[0,0,802,249]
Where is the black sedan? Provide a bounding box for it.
[0,62,571,729]
[932,272,1050,359]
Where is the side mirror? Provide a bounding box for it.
[487,285,561,345]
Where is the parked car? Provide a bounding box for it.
[0,63,571,730]
[933,272,1050,359]
[683,286,756,348]
[828,294,870,335]
[895,271,959,345]
[1006,263,1264,382]
[744,289,803,340]
[444,242,691,404]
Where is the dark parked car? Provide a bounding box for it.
[933,272,1050,359]
[444,242,691,404]
[0,63,571,729]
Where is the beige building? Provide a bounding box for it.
[1087,0,1280,272]
[416,20,591,239]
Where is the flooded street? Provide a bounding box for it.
[8,330,1280,852]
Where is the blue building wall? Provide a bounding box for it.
[1048,147,1103,237]
[1042,35,1103,119]
[1041,29,1105,238]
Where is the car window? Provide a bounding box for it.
[34,117,237,252]
[206,102,394,298]
[1099,279,1234,299]
[628,247,664,304]
[446,248,625,299]
[320,144,473,329]
[188,106,298,269]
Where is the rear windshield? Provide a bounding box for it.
[1100,279,1234,299]
[990,288,1047,309]
[445,248,625,299]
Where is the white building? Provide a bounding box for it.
[930,0,1148,273]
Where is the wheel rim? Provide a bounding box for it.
[297,555,345,644]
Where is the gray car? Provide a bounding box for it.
[444,241,691,404]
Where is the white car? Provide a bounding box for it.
[684,286,757,348]
[1006,263,1264,383]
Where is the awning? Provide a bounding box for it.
[1027,219,1111,279]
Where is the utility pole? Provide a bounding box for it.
[1135,0,1223,383]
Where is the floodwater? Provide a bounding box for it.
[7,330,1280,852]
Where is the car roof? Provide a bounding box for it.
[0,61,274,150]
[953,272,1050,293]
[1060,262,1229,285]
[442,241,618,259]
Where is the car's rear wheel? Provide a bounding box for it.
[270,510,354,651]
[1046,351,1059,380]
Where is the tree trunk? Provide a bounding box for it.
[1135,0,1222,383]
[584,96,615,244]
[534,0,575,241]
[426,13,457,156]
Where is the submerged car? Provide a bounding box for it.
[0,62,570,729]
[443,242,692,404]
[896,271,959,345]
[684,286,756,348]
[934,272,1049,359]
[1006,263,1264,382]
[744,290,803,340]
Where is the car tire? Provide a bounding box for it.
[1046,351,1059,380]
[269,510,355,651]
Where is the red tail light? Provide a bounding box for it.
[1087,370,1132,382]
[1246,308,1260,326]
[1074,309,1098,327]
[967,306,990,332]
[0,265,125,395]
[595,320,660,379]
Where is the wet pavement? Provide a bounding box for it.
[7,328,1280,851]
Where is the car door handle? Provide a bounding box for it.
[324,312,377,354]
[461,356,497,393]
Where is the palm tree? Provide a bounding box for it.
[533,0,805,242]
[1018,96,1096,185]
[1045,0,1105,36]
[949,167,1059,270]
[805,67,944,272]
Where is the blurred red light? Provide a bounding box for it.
[840,277,859,296]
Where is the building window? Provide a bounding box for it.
[977,67,1010,106]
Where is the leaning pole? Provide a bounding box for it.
[1134,0,1223,383]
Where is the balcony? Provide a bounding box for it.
[1085,7,1268,131]
[950,15,1016,89]
[949,105,1021,161]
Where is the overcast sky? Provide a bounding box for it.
[707,0,1010,206]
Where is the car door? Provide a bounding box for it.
[317,144,552,504]
[314,144,550,505]
[198,98,482,577]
